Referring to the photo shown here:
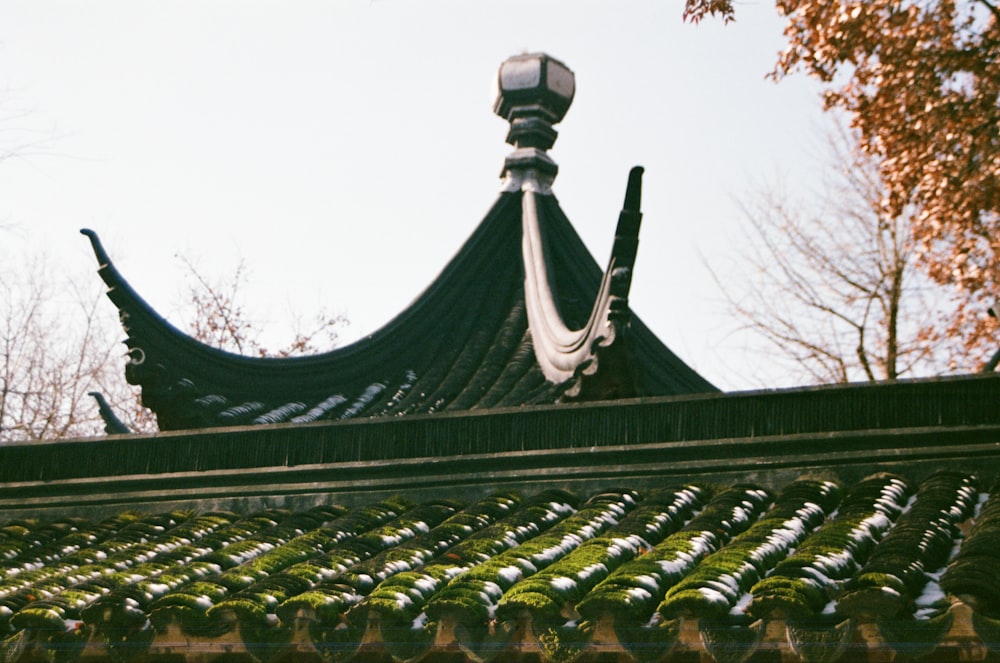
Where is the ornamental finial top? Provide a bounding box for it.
[494,53,575,184]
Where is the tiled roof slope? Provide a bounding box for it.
[4,471,1000,662]
[81,53,715,433]
[1,373,999,660]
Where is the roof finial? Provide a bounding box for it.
[494,53,575,190]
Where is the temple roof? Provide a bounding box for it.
[83,53,714,433]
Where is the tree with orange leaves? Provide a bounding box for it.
[686,0,1000,367]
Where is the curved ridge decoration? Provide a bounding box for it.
[79,228,240,362]
[523,167,644,395]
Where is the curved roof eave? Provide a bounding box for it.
[82,192,524,394]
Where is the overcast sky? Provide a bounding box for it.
[0,1,828,390]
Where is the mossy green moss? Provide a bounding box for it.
[423,590,491,627]
[941,483,1000,616]
[495,589,562,624]
[276,587,355,625]
[576,585,657,624]
[576,485,772,626]
[656,479,842,621]
[746,589,815,620]
[660,586,735,620]
[839,471,977,617]
[749,576,827,617]
[206,595,268,623]
[10,604,66,632]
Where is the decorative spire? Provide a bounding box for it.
[494,53,575,189]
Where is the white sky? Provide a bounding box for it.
[0,1,827,390]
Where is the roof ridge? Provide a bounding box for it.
[524,169,644,400]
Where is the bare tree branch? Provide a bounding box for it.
[712,125,968,385]
[688,0,1000,365]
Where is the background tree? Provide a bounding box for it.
[0,91,346,442]
[179,256,346,358]
[718,127,969,385]
[0,256,126,440]
[686,0,1000,366]
[0,250,347,443]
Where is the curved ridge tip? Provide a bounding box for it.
[80,228,111,268]
[624,166,644,212]
[87,390,132,435]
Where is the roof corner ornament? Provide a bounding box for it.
[494,52,575,194]
[523,164,645,401]
[80,228,111,269]
[607,166,645,323]
[561,167,644,402]
[87,391,132,435]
